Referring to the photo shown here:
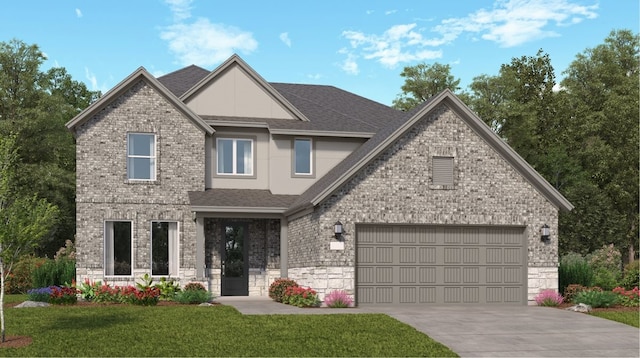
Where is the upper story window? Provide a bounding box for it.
[293,138,313,176]
[217,138,253,175]
[127,133,156,180]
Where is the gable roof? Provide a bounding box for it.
[179,54,310,122]
[66,67,214,135]
[285,89,574,216]
[157,65,210,97]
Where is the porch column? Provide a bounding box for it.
[280,217,288,278]
[195,213,205,280]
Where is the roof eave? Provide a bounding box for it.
[65,67,214,136]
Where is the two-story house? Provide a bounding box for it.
[66,54,572,305]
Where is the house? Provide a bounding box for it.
[66,54,573,305]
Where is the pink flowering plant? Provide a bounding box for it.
[324,290,354,308]
[534,289,564,307]
[282,285,320,307]
[612,286,640,307]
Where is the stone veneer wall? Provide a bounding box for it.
[74,80,206,286]
[204,218,280,296]
[288,104,560,302]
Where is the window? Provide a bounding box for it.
[151,222,179,276]
[105,221,132,276]
[432,156,454,186]
[217,138,253,175]
[293,138,312,175]
[127,133,156,180]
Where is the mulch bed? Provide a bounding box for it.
[556,302,639,313]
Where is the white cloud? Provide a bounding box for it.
[164,0,193,22]
[306,73,322,80]
[160,0,258,67]
[75,8,82,18]
[434,0,598,47]
[385,10,397,15]
[339,51,359,75]
[160,19,258,67]
[341,23,443,70]
[84,67,110,93]
[280,32,292,47]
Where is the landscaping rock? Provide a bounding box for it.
[565,303,592,313]
[14,301,49,308]
[198,302,214,307]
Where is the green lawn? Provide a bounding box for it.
[1,296,457,357]
[590,310,640,328]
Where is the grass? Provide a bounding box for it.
[1,295,457,357]
[590,310,640,328]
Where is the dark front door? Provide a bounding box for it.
[221,223,249,296]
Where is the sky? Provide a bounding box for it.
[1,0,637,106]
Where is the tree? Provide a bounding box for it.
[0,39,99,257]
[0,135,58,342]
[558,29,639,262]
[392,62,462,111]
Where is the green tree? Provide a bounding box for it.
[558,29,639,262]
[0,135,58,342]
[0,39,99,256]
[392,62,462,111]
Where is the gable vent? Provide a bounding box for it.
[432,156,454,186]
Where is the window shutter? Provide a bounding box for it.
[432,156,454,186]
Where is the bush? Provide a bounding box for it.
[563,284,588,302]
[620,260,639,290]
[27,285,78,305]
[324,290,354,308]
[155,277,181,300]
[49,286,78,305]
[269,278,298,302]
[27,287,53,302]
[183,282,206,291]
[573,290,619,308]
[559,252,593,294]
[282,286,320,307]
[613,286,640,307]
[534,289,564,307]
[5,256,46,294]
[31,258,76,288]
[587,244,622,291]
[175,289,213,304]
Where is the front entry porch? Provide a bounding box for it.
[198,217,283,297]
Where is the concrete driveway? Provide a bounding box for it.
[217,297,640,357]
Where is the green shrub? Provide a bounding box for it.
[31,258,76,288]
[559,252,593,294]
[573,290,619,308]
[269,278,298,302]
[6,256,46,293]
[174,289,213,304]
[154,277,181,300]
[620,260,639,290]
[587,244,623,290]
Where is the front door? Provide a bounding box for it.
[221,223,249,296]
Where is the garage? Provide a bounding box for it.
[356,225,527,305]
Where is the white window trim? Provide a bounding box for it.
[293,137,314,177]
[150,221,179,277]
[104,220,134,277]
[127,133,157,181]
[216,137,254,176]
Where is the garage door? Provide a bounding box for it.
[356,225,527,305]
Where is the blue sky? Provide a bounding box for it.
[1,0,637,105]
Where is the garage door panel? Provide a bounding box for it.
[357,225,526,305]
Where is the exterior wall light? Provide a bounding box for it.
[334,221,343,240]
[541,224,550,243]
